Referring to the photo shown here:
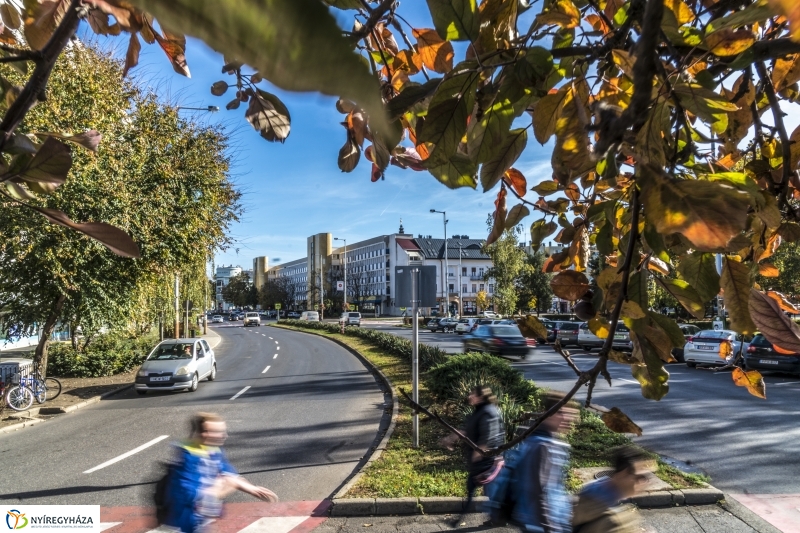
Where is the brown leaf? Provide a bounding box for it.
[758,262,779,277]
[9,137,72,186]
[721,258,756,335]
[621,300,646,320]
[768,0,800,42]
[543,249,571,272]
[412,28,454,73]
[338,135,360,172]
[33,207,140,258]
[34,131,102,152]
[503,168,527,197]
[766,291,799,313]
[336,98,357,114]
[504,204,530,231]
[347,111,368,147]
[550,270,590,301]
[0,3,21,30]
[23,0,70,51]
[719,340,734,361]
[486,185,507,245]
[749,289,800,353]
[601,407,643,436]
[152,24,191,77]
[517,315,548,340]
[246,89,291,142]
[123,32,141,77]
[731,367,766,399]
[705,28,755,57]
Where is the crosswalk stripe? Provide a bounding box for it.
[237,517,308,533]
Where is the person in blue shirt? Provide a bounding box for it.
[163,413,277,533]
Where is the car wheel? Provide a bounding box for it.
[137,390,147,395]
[582,345,593,352]
[208,364,217,381]
[686,362,696,368]
[188,373,199,392]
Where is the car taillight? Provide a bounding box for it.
[526,339,537,346]
[687,336,693,343]
[747,345,756,353]
[492,338,505,346]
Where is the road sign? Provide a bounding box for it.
[275,303,282,310]
[336,281,344,291]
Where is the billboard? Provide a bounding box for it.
[394,266,438,308]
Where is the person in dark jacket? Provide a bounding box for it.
[442,385,504,526]
[163,413,278,533]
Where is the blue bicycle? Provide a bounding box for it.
[4,363,61,411]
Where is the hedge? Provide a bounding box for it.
[48,333,159,377]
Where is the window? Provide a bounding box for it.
[479,267,484,276]
[449,284,454,292]
[471,267,476,275]
[480,283,485,291]
[472,284,477,293]
[489,284,494,293]
[462,267,467,275]
[462,285,467,294]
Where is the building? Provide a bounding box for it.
[214,265,254,311]
[252,256,269,290]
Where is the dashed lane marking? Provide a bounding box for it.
[262,365,271,374]
[229,386,250,400]
[84,435,169,474]
[273,354,278,359]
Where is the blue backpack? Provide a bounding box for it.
[484,446,521,525]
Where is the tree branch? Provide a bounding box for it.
[755,60,793,209]
[554,339,582,376]
[0,0,83,151]
[351,0,395,41]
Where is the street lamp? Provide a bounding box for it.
[334,237,347,312]
[457,241,463,317]
[430,209,448,316]
[176,105,220,112]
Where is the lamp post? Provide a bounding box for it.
[430,209,448,316]
[457,241,463,317]
[175,105,220,112]
[334,237,347,312]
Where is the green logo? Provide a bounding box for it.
[6,510,28,530]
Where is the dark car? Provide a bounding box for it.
[427,318,442,331]
[745,334,800,375]
[555,321,582,347]
[671,324,701,363]
[463,324,529,357]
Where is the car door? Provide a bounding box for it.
[195,341,209,378]
[201,339,214,365]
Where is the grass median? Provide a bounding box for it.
[273,322,708,497]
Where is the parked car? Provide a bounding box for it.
[299,311,320,321]
[463,324,529,357]
[455,318,479,335]
[745,334,800,375]
[135,338,216,394]
[211,315,223,324]
[286,311,300,318]
[481,311,499,318]
[243,312,261,327]
[577,322,633,351]
[555,322,582,347]
[431,317,458,332]
[339,311,362,326]
[684,329,749,368]
[671,324,701,363]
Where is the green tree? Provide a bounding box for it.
[758,241,800,299]
[483,228,526,316]
[221,272,255,308]
[516,251,553,315]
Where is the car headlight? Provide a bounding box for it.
[137,368,147,377]
[175,366,189,376]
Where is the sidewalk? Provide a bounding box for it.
[313,501,783,532]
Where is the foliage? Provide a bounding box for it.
[258,276,299,311]
[516,251,553,314]
[221,272,256,308]
[48,332,159,378]
[483,227,527,315]
[475,289,489,312]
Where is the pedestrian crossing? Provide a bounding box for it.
[728,493,800,533]
[100,501,329,533]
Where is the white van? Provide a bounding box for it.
[299,311,320,322]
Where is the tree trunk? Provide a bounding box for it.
[35,293,66,377]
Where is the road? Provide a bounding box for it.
[0,324,387,506]
[361,322,800,495]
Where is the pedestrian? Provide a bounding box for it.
[572,446,654,533]
[511,391,578,533]
[161,412,278,533]
[441,386,504,526]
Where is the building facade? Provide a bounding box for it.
[214,265,241,311]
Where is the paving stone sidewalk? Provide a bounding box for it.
[313,501,784,533]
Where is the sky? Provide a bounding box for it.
[94,4,800,273]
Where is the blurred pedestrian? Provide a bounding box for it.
[572,446,654,533]
[442,386,504,526]
[161,412,277,533]
[511,392,578,533]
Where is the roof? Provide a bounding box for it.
[397,238,421,251]
[413,238,490,260]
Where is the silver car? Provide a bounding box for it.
[685,329,749,368]
[135,338,216,394]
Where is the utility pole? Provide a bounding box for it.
[335,237,347,312]
[174,273,180,339]
[458,241,463,317]
[411,267,420,448]
[430,209,448,316]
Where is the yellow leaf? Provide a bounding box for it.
[536,0,581,29]
[532,86,569,144]
[412,28,454,73]
[732,367,766,399]
[706,28,755,57]
[768,0,800,42]
[601,407,643,436]
[721,257,757,335]
[664,0,694,25]
[517,315,549,340]
[646,256,670,276]
[719,339,734,361]
[758,262,780,277]
[766,290,798,312]
[589,317,611,339]
[621,300,646,319]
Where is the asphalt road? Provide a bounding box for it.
[0,324,386,505]
[362,323,800,495]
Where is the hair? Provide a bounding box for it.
[540,390,580,412]
[471,385,497,404]
[611,445,652,474]
[189,412,223,437]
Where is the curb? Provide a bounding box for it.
[0,383,133,435]
[271,324,398,500]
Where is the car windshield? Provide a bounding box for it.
[694,330,733,342]
[349,313,360,317]
[490,326,523,337]
[246,313,258,317]
[749,334,771,347]
[459,319,470,323]
[559,322,580,330]
[148,343,193,360]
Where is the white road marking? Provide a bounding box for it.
[237,517,308,533]
[262,365,271,374]
[618,378,639,384]
[99,523,121,532]
[262,334,266,336]
[273,354,278,359]
[229,386,251,400]
[275,340,279,344]
[773,381,800,386]
[277,346,280,350]
[268,337,273,339]
[84,435,169,474]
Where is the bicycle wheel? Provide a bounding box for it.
[6,385,34,411]
[32,380,47,404]
[44,377,62,401]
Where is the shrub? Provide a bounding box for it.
[48,332,159,378]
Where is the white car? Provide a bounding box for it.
[455,318,478,334]
[684,329,749,368]
[243,312,261,327]
[299,311,320,321]
[577,322,633,351]
[211,315,223,323]
[135,338,216,394]
[481,311,499,318]
[339,312,362,326]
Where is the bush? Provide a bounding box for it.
[426,352,538,404]
[48,332,159,378]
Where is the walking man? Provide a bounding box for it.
[162,412,278,533]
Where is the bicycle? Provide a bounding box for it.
[31,361,62,402]
[4,375,34,411]
[4,363,62,411]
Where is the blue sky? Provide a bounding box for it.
[112,5,553,271]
